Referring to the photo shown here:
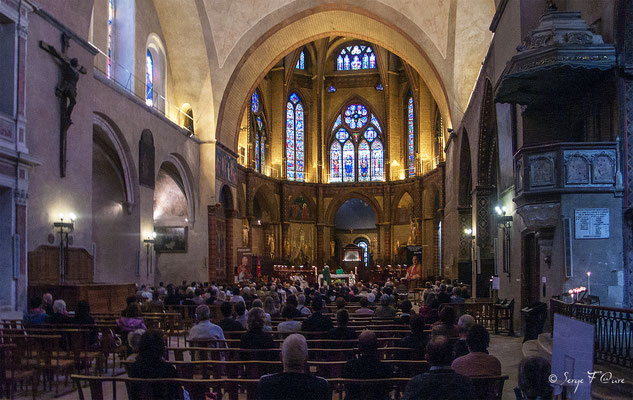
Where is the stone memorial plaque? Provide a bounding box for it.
[574,208,609,239]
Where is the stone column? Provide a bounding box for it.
[225,209,237,280]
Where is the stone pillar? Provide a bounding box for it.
[207,205,219,283]
[225,209,237,280]
[473,185,493,258]
[624,0,633,306]
[15,190,28,312]
[316,225,324,265]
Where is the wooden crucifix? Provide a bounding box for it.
[40,34,87,177]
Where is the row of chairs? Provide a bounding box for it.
[71,375,509,400]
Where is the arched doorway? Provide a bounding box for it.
[333,198,377,270]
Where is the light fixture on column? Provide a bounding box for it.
[143,232,156,280]
[54,212,76,283]
[463,227,478,298]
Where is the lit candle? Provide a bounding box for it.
[587,271,591,295]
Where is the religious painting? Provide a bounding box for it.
[289,196,313,220]
[216,146,237,185]
[155,226,187,253]
[139,129,155,188]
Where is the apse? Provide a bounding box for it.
[334,198,376,230]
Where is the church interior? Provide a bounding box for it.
[1,0,632,399]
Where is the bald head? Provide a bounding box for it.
[281,334,308,372]
[358,330,378,353]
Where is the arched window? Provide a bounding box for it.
[434,105,444,162]
[251,90,267,174]
[407,94,416,176]
[329,102,384,182]
[145,50,153,106]
[107,0,114,78]
[296,50,305,70]
[286,92,305,181]
[354,238,369,266]
[336,44,376,71]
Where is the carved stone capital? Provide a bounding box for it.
[516,202,560,231]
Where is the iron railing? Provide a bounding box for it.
[550,298,633,368]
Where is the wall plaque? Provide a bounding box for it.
[574,208,609,239]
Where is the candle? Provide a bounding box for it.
[587,271,591,295]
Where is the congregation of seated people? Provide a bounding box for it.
[11,278,554,400]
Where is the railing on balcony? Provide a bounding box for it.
[514,141,622,198]
[550,298,633,368]
[92,50,194,136]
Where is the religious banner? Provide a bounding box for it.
[216,146,237,185]
[139,129,155,188]
[236,248,252,282]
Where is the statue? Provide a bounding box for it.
[407,218,418,245]
[267,233,275,258]
[242,220,249,247]
[39,35,87,177]
[330,240,336,257]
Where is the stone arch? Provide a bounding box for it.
[252,184,280,223]
[215,3,455,153]
[325,190,382,226]
[423,184,441,222]
[93,112,137,212]
[218,184,234,211]
[164,153,196,225]
[392,189,415,223]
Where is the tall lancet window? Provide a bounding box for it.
[296,50,305,70]
[286,92,305,181]
[407,94,416,176]
[329,102,384,182]
[336,44,376,71]
[251,90,267,174]
[107,0,114,78]
[145,50,153,106]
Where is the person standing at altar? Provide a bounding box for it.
[322,265,331,287]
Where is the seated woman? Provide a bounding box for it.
[431,306,459,338]
[128,330,179,400]
[117,303,147,346]
[398,314,429,360]
[23,296,47,324]
[73,300,98,348]
[327,309,358,344]
[277,304,302,333]
[240,307,276,360]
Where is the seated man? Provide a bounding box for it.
[278,304,303,333]
[327,309,358,342]
[343,330,393,400]
[395,300,413,325]
[402,335,474,400]
[285,295,304,319]
[301,296,333,332]
[431,306,459,338]
[257,334,330,400]
[235,300,249,329]
[218,301,245,334]
[188,305,225,344]
[398,314,429,360]
[354,297,374,316]
[23,296,48,324]
[451,324,501,377]
[453,314,475,359]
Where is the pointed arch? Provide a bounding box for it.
[286,90,306,181]
[325,190,382,226]
[458,129,473,208]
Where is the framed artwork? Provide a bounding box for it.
[289,196,313,220]
[155,226,188,253]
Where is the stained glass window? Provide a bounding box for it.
[251,89,266,173]
[375,83,384,91]
[296,50,305,70]
[358,140,370,182]
[329,102,384,182]
[107,0,114,78]
[343,140,355,182]
[371,139,384,181]
[336,45,376,71]
[145,51,153,106]
[286,92,304,181]
[434,105,444,162]
[330,141,342,182]
[407,95,416,176]
[344,104,368,129]
[328,85,337,93]
[357,240,369,265]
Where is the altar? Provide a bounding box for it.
[319,273,356,286]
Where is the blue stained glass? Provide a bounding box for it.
[371,114,382,132]
[369,52,376,68]
[375,83,384,91]
[257,116,263,130]
[337,55,343,71]
[364,127,377,141]
[344,104,368,129]
[357,241,368,265]
[261,137,265,172]
[336,45,376,70]
[330,141,342,182]
[336,128,349,141]
[290,92,300,104]
[295,103,304,180]
[344,55,350,70]
[362,53,369,69]
[107,0,114,78]
[252,92,260,113]
[286,102,295,180]
[343,140,355,182]
[371,139,384,181]
[146,51,154,106]
[255,134,260,171]
[408,96,415,176]
[328,85,337,93]
[332,115,342,132]
[351,45,361,55]
[358,140,370,181]
[296,51,305,70]
[351,55,361,70]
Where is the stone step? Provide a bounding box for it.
[521,339,549,361]
[537,332,553,357]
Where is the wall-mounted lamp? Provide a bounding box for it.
[495,205,513,226]
[54,212,76,283]
[143,232,157,280]
[495,205,512,276]
[463,228,474,238]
